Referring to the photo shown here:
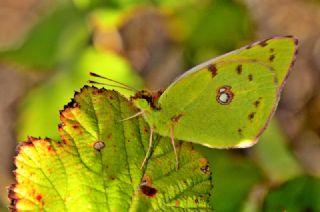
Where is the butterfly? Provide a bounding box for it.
[90,35,298,169]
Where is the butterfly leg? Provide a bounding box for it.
[170,126,179,171]
[140,127,154,170]
[119,110,145,122]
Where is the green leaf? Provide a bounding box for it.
[0,3,87,69]
[17,48,143,141]
[263,176,320,212]
[9,86,212,211]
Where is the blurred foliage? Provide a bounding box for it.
[1,0,319,211]
[17,48,142,140]
[200,148,263,211]
[175,0,253,65]
[0,4,87,69]
[252,121,303,183]
[264,176,320,211]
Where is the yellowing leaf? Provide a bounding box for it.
[9,86,212,211]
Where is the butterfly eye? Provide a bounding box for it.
[216,86,234,105]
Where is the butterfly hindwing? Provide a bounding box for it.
[145,36,298,148]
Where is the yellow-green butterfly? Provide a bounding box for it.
[91,35,298,168]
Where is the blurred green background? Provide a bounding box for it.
[1,0,320,211]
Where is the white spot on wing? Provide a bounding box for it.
[219,88,226,92]
[219,93,229,103]
[216,86,233,105]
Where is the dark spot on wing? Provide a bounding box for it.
[248,74,253,81]
[248,112,256,121]
[208,64,218,78]
[236,65,242,75]
[269,54,275,62]
[254,99,261,108]
[258,40,268,47]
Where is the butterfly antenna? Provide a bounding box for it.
[88,80,135,92]
[90,72,139,92]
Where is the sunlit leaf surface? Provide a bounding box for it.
[9,86,212,211]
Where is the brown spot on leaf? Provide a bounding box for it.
[269,54,275,62]
[248,112,256,121]
[238,128,242,135]
[208,64,218,78]
[72,123,80,129]
[195,198,199,204]
[248,74,253,81]
[92,89,104,94]
[270,48,274,53]
[175,200,180,207]
[58,122,64,129]
[93,141,105,151]
[65,99,79,109]
[36,194,42,202]
[140,176,157,198]
[200,165,210,174]
[236,65,242,75]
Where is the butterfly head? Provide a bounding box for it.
[130,90,163,112]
